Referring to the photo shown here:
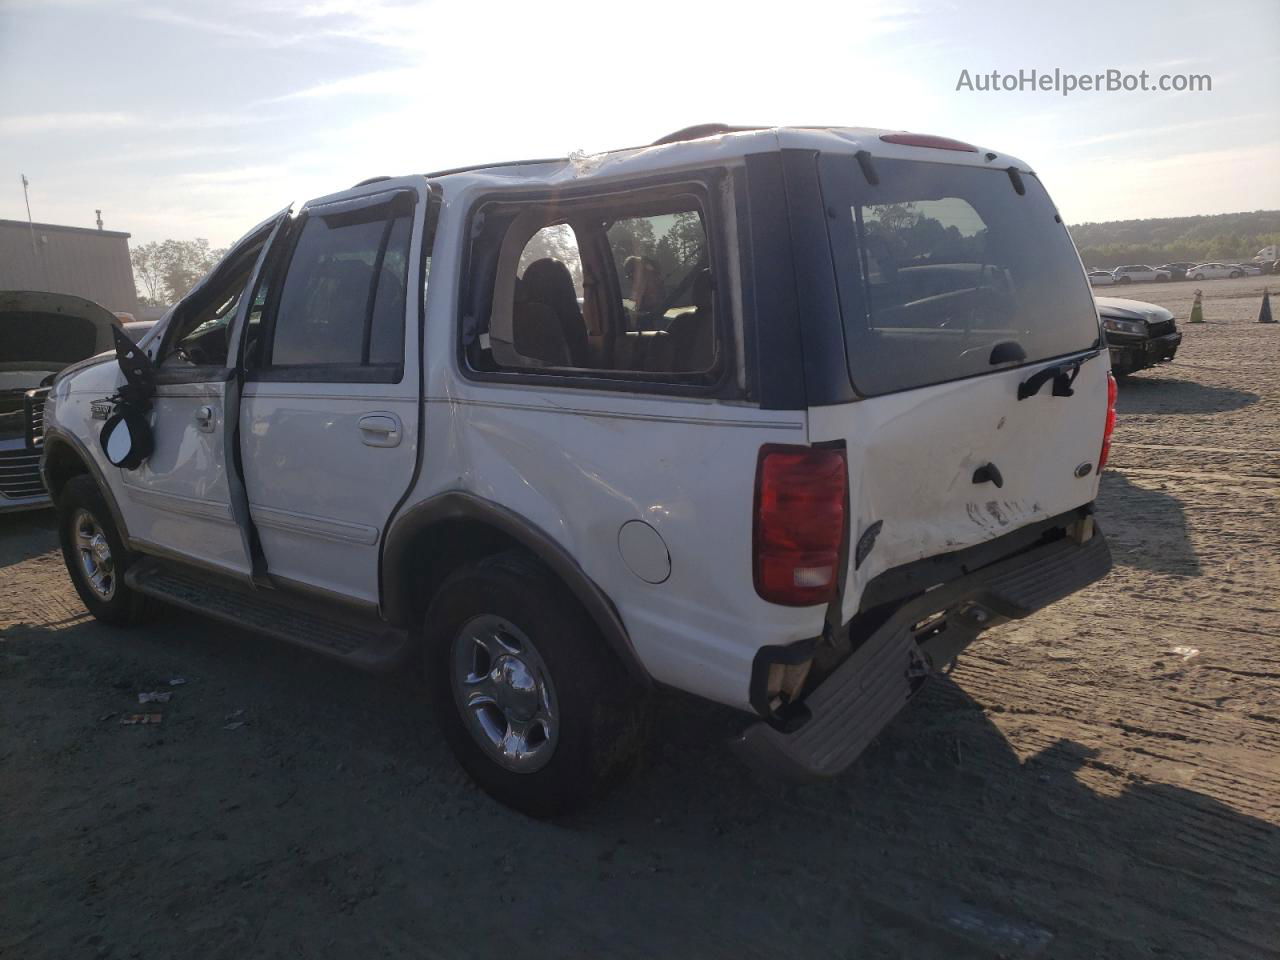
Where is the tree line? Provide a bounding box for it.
[131,238,227,306]
[132,209,1280,305]
[1069,210,1280,268]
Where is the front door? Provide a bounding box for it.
[119,211,289,575]
[239,180,435,606]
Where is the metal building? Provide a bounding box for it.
[0,218,139,315]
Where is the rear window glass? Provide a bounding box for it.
[820,156,1100,396]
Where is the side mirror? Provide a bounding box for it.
[100,409,154,470]
[112,326,156,408]
[98,327,157,470]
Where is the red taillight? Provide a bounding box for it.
[753,445,848,606]
[879,132,980,153]
[1098,373,1118,470]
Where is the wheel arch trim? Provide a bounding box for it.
[382,491,651,685]
[41,426,131,544]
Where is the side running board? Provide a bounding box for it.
[124,558,413,671]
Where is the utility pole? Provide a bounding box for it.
[21,174,38,258]
[95,209,103,231]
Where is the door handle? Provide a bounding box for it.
[358,413,402,448]
[194,405,216,433]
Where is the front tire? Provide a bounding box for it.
[57,475,146,626]
[1194,273,1205,281]
[1118,276,1131,284]
[423,550,649,817]
[1230,270,1242,278]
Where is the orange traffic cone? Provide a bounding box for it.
[1260,288,1275,324]
[1189,289,1204,324]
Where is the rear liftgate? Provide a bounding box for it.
[733,525,1110,781]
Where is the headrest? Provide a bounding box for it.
[522,258,580,320]
[692,268,713,311]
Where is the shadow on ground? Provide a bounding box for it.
[1115,376,1258,415]
[1097,471,1201,577]
[0,509,56,571]
[2,611,1274,959]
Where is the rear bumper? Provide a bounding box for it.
[732,525,1111,780]
[1108,331,1181,374]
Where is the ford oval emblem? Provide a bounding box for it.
[1074,462,1094,478]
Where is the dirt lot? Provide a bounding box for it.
[2,276,1278,959]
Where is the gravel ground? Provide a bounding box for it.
[2,276,1277,959]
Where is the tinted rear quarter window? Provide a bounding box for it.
[820,155,1099,397]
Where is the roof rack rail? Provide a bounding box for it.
[352,176,392,187]
[651,123,765,146]
[423,157,566,179]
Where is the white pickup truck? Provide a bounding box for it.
[36,124,1113,815]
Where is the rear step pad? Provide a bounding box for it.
[125,558,411,670]
[733,531,1112,780]
[733,619,922,781]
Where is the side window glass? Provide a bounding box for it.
[472,196,718,382]
[607,211,706,331]
[368,214,412,365]
[269,204,412,369]
[160,259,254,368]
[606,210,712,374]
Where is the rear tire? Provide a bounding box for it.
[423,550,649,817]
[57,475,146,626]
[1230,270,1242,279]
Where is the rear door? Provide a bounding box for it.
[239,179,434,606]
[805,150,1108,619]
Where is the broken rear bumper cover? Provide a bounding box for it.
[732,525,1111,780]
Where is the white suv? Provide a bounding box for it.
[36,125,1113,815]
[1112,265,1170,284]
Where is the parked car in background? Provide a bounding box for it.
[1088,270,1116,286]
[1231,262,1264,277]
[1,291,117,512]
[1157,262,1196,281]
[122,319,157,340]
[1097,296,1181,376]
[36,124,1114,815]
[1112,265,1170,284]
[1187,263,1243,280]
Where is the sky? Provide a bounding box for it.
[1,0,1277,248]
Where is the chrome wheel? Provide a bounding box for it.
[451,615,558,773]
[72,508,116,601]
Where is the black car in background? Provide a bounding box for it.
[1157,262,1197,281]
[1096,296,1182,376]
